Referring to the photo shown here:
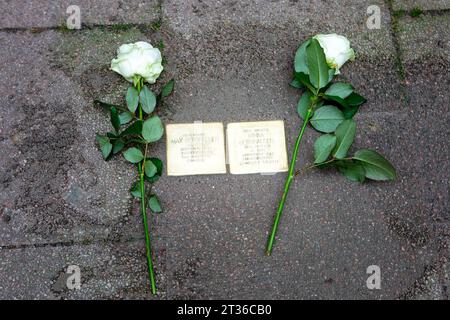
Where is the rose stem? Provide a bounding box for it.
[138,161,157,295]
[265,103,314,256]
[136,79,157,295]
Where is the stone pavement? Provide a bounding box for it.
[0,0,448,299]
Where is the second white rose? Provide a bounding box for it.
[313,34,355,74]
[111,41,163,84]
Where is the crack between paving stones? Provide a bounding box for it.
[384,0,412,108]
[0,23,158,33]
[0,1,166,254]
[385,0,406,81]
[0,236,146,251]
[0,4,447,33]
[0,0,166,33]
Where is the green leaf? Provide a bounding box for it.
[142,116,164,143]
[313,134,337,164]
[133,76,141,88]
[323,94,348,108]
[325,83,354,99]
[337,160,366,182]
[306,38,330,90]
[345,92,366,106]
[328,68,335,82]
[314,160,336,170]
[148,195,163,213]
[139,86,156,114]
[310,105,345,133]
[120,120,143,137]
[294,72,315,92]
[297,91,312,120]
[342,105,360,119]
[290,77,303,89]
[333,119,356,159]
[130,181,141,198]
[110,106,120,132]
[112,139,125,154]
[96,135,113,159]
[119,112,134,125]
[93,100,127,112]
[126,87,139,113]
[324,91,367,113]
[145,158,163,183]
[353,149,396,181]
[294,39,311,74]
[161,79,175,98]
[340,93,366,118]
[144,160,157,178]
[107,132,117,139]
[123,147,144,163]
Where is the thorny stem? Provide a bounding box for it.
[136,79,157,295]
[265,101,315,256]
[142,143,149,172]
[137,78,144,120]
[138,163,156,295]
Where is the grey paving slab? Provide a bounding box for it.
[0,0,447,300]
[163,0,394,57]
[0,0,161,29]
[393,0,449,11]
[162,0,404,114]
[396,13,449,115]
[0,241,166,299]
[396,14,449,135]
[151,0,447,299]
[397,14,449,63]
[0,28,168,245]
[158,110,444,298]
[394,15,449,299]
[400,260,449,299]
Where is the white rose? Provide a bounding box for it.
[313,34,355,74]
[111,41,163,84]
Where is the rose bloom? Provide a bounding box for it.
[313,34,355,74]
[111,41,163,84]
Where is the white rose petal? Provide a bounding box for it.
[313,34,355,74]
[111,41,163,84]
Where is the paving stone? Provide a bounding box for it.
[397,14,449,62]
[162,0,404,115]
[399,262,449,300]
[395,14,449,296]
[0,0,161,29]
[393,1,449,11]
[150,0,447,299]
[396,13,449,109]
[158,112,443,299]
[0,28,168,245]
[163,0,392,54]
[0,241,166,299]
[0,0,447,300]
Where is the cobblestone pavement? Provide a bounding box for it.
[0,0,448,299]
